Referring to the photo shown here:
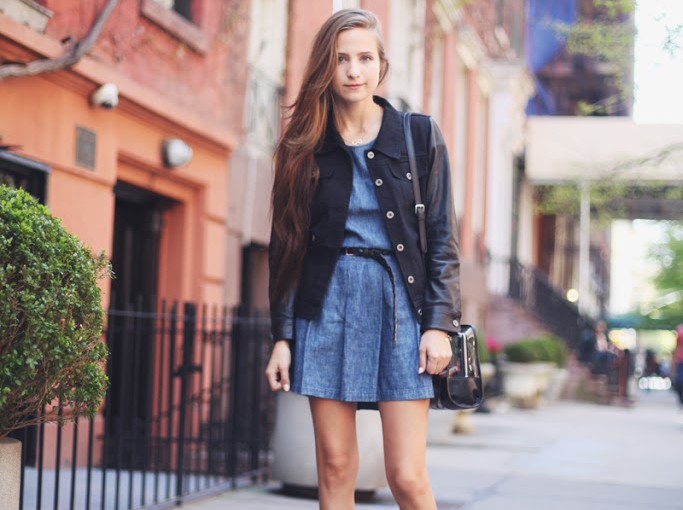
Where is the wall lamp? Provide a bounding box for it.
[162,138,193,168]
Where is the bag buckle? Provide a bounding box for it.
[415,203,425,215]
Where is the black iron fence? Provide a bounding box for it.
[502,258,586,349]
[16,301,275,510]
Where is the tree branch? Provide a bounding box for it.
[0,0,119,81]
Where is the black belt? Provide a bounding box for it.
[339,247,397,346]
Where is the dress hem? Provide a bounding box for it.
[291,384,433,402]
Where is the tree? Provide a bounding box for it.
[649,222,683,323]
[0,0,118,81]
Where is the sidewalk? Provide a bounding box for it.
[182,390,683,510]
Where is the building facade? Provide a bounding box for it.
[1,0,251,311]
[1,0,536,507]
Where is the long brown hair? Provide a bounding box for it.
[270,9,389,299]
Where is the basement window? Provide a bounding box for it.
[0,151,49,204]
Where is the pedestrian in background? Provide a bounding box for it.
[674,324,683,408]
[264,8,461,510]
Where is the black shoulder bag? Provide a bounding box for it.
[403,112,484,411]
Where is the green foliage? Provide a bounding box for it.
[504,336,567,367]
[504,341,537,363]
[648,222,683,322]
[0,186,110,437]
[535,183,683,223]
[477,338,490,364]
[548,0,635,116]
[594,0,635,17]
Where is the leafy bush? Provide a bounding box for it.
[0,186,110,438]
[503,336,567,367]
[477,339,490,364]
[503,341,538,363]
[543,336,568,368]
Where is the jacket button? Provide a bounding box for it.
[367,151,375,159]
[375,178,383,186]
[396,243,404,252]
[311,234,316,242]
[407,275,415,284]
[386,211,394,219]
[418,308,422,316]
[406,172,412,180]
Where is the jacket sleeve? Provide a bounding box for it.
[420,118,462,334]
[268,228,296,343]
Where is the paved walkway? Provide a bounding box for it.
[182,390,683,509]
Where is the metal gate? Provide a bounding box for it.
[17,301,275,510]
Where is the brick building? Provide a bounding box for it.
[1,0,532,507]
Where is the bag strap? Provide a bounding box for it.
[403,112,428,254]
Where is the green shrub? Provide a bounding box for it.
[503,341,538,363]
[542,336,568,368]
[503,336,567,367]
[477,336,491,363]
[0,186,110,438]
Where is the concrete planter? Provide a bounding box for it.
[500,361,554,408]
[480,362,496,387]
[270,391,387,491]
[545,367,569,401]
[0,438,22,510]
[529,362,556,394]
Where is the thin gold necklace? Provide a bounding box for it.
[345,136,365,146]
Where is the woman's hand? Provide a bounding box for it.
[265,339,292,392]
[418,329,453,375]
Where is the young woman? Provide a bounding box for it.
[264,9,461,509]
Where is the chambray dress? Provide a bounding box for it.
[291,141,434,406]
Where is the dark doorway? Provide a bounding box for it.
[104,182,173,468]
[110,181,170,310]
[2,151,50,465]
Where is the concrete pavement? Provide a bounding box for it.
[181,390,683,509]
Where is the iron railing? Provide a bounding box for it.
[495,257,587,349]
[17,302,275,510]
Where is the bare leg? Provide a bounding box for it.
[379,399,436,510]
[309,397,359,510]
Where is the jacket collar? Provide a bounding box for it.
[316,96,403,160]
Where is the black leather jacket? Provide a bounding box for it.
[269,96,461,341]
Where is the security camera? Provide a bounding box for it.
[90,83,119,109]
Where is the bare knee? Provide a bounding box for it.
[386,465,430,501]
[318,449,358,490]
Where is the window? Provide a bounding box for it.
[142,0,208,53]
[151,0,192,21]
[0,151,49,203]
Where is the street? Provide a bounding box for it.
[183,390,683,510]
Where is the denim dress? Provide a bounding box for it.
[291,141,434,406]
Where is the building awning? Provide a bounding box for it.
[0,150,51,174]
[526,117,683,184]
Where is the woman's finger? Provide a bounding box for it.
[418,346,427,374]
[265,365,282,391]
[279,363,291,392]
[427,353,440,374]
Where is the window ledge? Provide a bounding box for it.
[141,0,208,54]
[0,0,53,33]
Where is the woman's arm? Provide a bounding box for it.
[268,228,296,342]
[420,118,462,334]
[266,229,294,391]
